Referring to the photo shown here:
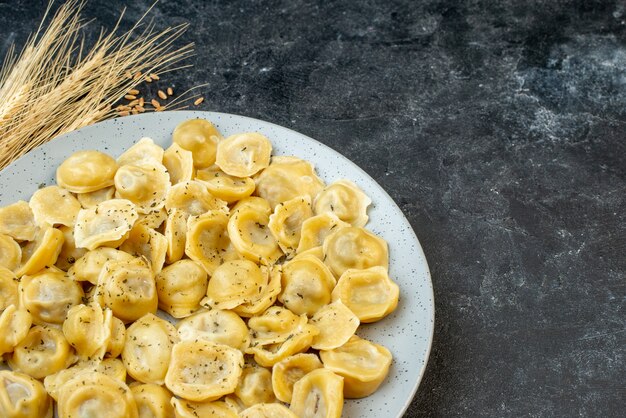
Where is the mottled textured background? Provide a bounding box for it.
[1,0,624,416]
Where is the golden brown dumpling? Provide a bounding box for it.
[117,137,164,167]
[156,259,207,318]
[319,335,392,398]
[119,223,168,274]
[215,132,272,177]
[0,201,36,241]
[313,179,371,227]
[240,403,298,418]
[165,180,228,216]
[74,199,138,250]
[0,370,52,418]
[0,234,21,271]
[56,150,118,193]
[195,165,256,203]
[296,213,349,254]
[62,303,111,361]
[177,309,250,351]
[309,300,359,350]
[332,266,399,323]
[289,368,343,418]
[171,398,238,418]
[29,185,81,227]
[0,305,32,356]
[185,211,237,275]
[114,163,170,214]
[268,196,313,258]
[19,268,83,326]
[271,353,323,403]
[122,313,179,385]
[70,247,134,285]
[254,156,325,209]
[165,340,244,402]
[76,186,115,209]
[55,225,87,271]
[15,225,64,277]
[131,383,175,418]
[163,142,194,185]
[234,363,276,407]
[0,266,19,310]
[322,226,388,277]
[172,118,222,169]
[8,325,74,379]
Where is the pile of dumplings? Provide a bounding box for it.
[0,118,400,418]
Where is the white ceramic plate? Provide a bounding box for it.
[0,111,434,417]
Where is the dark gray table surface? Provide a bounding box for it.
[1,0,624,416]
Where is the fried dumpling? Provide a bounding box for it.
[0,370,52,418]
[268,196,313,258]
[62,303,111,361]
[76,186,115,209]
[195,165,255,203]
[163,142,194,185]
[177,309,250,351]
[54,225,87,271]
[172,118,222,169]
[122,313,179,385]
[165,180,228,216]
[332,266,399,323]
[296,213,349,254]
[56,150,118,193]
[0,201,36,241]
[289,369,343,418]
[15,226,64,277]
[309,300,359,350]
[313,179,371,227]
[130,383,175,418]
[165,340,244,402]
[114,163,170,214]
[0,305,32,356]
[185,211,236,275]
[70,247,134,285]
[0,234,21,272]
[234,363,276,407]
[119,223,168,274]
[74,199,138,250]
[0,267,19,310]
[216,132,272,177]
[319,335,392,398]
[8,325,74,379]
[254,156,325,209]
[117,137,164,167]
[29,185,81,227]
[322,226,388,277]
[271,353,323,403]
[156,259,207,318]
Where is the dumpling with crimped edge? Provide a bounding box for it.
[332,266,399,323]
[122,313,179,385]
[117,137,164,167]
[56,371,138,418]
[289,368,343,418]
[239,403,299,418]
[56,150,118,193]
[44,358,127,401]
[0,201,37,242]
[69,247,134,285]
[0,234,21,272]
[271,353,323,403]
[93,257,158,323]
[156,259,207,318]
[216,132,272,177]
[227,197,282,266]
[201,260,268,311]
[309,300,359,350]
[231,264,282,318]
[254,156,325,209]
[19,267,83,326]
[246,306,301,346]
[163,142,194,185]
[322,226,389,277]
[296,212,349,254]
[29,185,81,227]
[8,325,74,379]
[234,362,276,408]
[268,195,313,258]
[278,254,336,317]
[313,179,372,227]
[165,180,228,216]
[119,222,168,274]
[165,340,244,402]
[171,398,238,418]
[172,118,222,169]
[177,309,250,351]
[0,266,19,310]
[195,164,255,203]
[0,370,53,418]
[130,383,175,418]
[74,198,138,251]
[185,210,238,275]
[164,208,186,264]
[55,225,87,271]
[0,305,32,356]
[62,303,112,361]
[319,335,392,398]
[136,207,167,229]
[15,226,64,277]
[114,162,170,214]
[76,186,115,208]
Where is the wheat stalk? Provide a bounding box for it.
[0,0,195,170]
